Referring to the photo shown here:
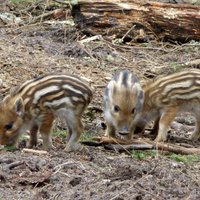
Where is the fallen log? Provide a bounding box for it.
[84,136,200,155]
[71,0,200,42]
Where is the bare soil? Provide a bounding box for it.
[0,1,200,200]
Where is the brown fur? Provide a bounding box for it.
[0,75,92,151]
[104,71,144,140]
[135,69,200,142]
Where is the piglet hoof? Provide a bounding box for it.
[43,144,56,151]
[27,141,37,149]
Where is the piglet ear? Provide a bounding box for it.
[15,98,24,117]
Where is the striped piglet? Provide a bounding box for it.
[0,74,92,151]
[104,70,144,140]
[135,69,200,142]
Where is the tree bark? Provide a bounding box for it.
[72,0,200,42]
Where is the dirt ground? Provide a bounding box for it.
[1,1,200,200]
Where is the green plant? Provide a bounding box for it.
[10,0,36,5]
[52,130,93,141]
[52,130,67,139]
[131,150,157,160]
[80,131,93,141]
[167,154,200,165]
[2,146,17,152]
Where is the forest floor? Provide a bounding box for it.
[0,1,200,200]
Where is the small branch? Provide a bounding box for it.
[4,161,24,170]
[20,0,46,13]
[122,25,136,41]
[22,148,48,155]
[39,0,49,25]
[88,136,200,155]
[104,144,153,152]
[91,136,147,145]
[21,10,55,25]
[77,43,97,60]
[53,160,85,175]
[153,142,200,155]
[78,35,104,44]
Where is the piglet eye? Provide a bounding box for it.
[131,108,135,114]
[113,105,120,113]
[5,122,13,131]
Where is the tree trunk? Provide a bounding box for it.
[72,0,200,42]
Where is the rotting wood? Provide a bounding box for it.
[86,136,200,155]
[71,0,200,42]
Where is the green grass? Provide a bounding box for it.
[52,130,67,139]
[167,154,200,165]
[80,131,93,141]
[10,0,36,5]
[1,146,17,152]
[52,130,94,141]
[131,150,200,165]
[169,62,189,73]
[131,150,158,160]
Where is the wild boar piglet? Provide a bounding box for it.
[135,69,200,142]
[104,70,144,140]
[0,74,93,152]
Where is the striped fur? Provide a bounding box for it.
[135,69,200,142]
[104,70,144,139]
[0,74,93,151]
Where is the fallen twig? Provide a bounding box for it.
[91,136,147,145]
[53,160,85,177]
[20,0,46,13]
[104,144,153,152]
[121,25,136,42]
[21,10,55,25]
[4,161,24,170]
[153,142,200,155]
[87,136,200,155]
[79,35,103,44]
[22,148,48,155]
[77,43,97,60]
